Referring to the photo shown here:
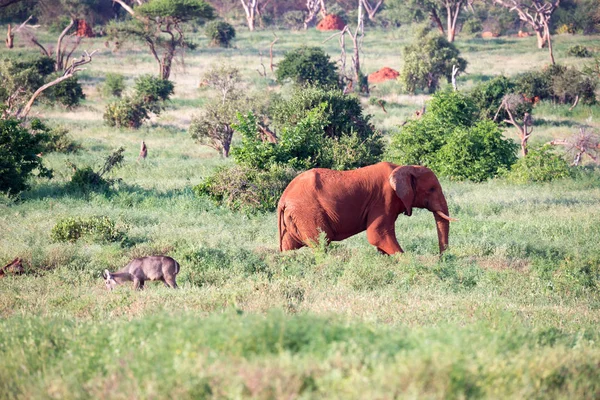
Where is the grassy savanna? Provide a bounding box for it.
[1,25,600,398]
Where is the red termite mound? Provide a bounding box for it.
[76,20,94,38]
[368,67,400,83]
[316,15,346,31]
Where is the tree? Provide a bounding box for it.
[240,0,258,31]
[399,27,467,93]
[189,65,249,157]
[276,46,339,87]
[384,0,468,42]
[110,0,215,80]
[492,0,559,62]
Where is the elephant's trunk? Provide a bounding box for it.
[434,211,450,253]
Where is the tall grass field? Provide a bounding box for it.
[1,25,600,398]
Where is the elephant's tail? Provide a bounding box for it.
[278,204,286,252]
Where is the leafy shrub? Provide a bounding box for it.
[103,97,149,128]
[388,90,518,182]
[551,67,597,105]
[468,76,533,121]
[512,70,552,101]
[435,120,518,182]
[51,216,127,243]
[133,74,174,104]
[567,45,592,58]
[67,147,125,192]
[205,20,235,47]
[233,87,383,171]
[508,145,572,183]
[399,26,467,93]
[282,10,305,29]
[101,73,126,98]
[29,120,80,154]
[276,46,339,87]
[270,85,379,144]
[462,18,483,34]
[45,76,85,108]
[0,118,52,194]
[193,164,298,212]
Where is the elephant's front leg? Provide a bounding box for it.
[366,217,404,255]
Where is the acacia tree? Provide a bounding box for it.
[304,0,327,29]
[492,0,559,57]
[110,0,215,79]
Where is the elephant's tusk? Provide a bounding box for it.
[436,210,458,222]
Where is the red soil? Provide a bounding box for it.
[76,20,94,38]
[316,14,346,31]
[368,67,400,83]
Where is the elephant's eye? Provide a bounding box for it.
[429,187,436,193]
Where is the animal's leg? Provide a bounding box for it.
[280,210,306,251]
[366,218,403,255]
[133,278,144,290]
[165,277,178,288]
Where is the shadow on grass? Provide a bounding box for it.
[534,118,580,128]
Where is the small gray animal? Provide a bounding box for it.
[104,256,180,290]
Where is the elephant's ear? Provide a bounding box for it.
[389,166,416,216]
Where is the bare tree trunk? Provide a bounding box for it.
[362,0,383,20]
[535,29,546,48]
[6,24,13,48]
[445,0,463,43]
[55,18,75,71]
[544,22,555,64]
[304,0,321,30]
[240,0,258,31]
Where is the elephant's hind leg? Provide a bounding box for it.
[280,211,305,251]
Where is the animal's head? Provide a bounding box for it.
[389,165,457,252]
[103,269,118,291]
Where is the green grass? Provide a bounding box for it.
[1,25,600,399]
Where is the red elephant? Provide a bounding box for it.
[278,162,457,255]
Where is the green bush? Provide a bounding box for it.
[513,70,552,101]
[388,90,518,182]
[435,120,518,182]
[133,74,174,104]
[205,20,235,47]
[193,164,298,212]
[468,76,533,122]
[101,73,126,98]
[508,146,572,183]
[232,87,384,171]
[399,26,467,93]
[551,67,597,105]
[0,118,52,195]
[276,46,339,87]
[51,216,127,243]
[462,18,483,34]
[29,120,80,154]
[67,147,125,192]
[567,45,592,58]
[103,97,149,128]
[45,76,85,108]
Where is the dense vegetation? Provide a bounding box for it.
[1,5,600,398]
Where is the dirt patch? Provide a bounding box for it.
[368,67,400,83]
[316,14,346,31]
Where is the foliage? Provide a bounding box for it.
[513,64,598,105]
[30,119,81,154]
[435,120,518,182]
[44,76,85,108]
[133,75,174,106]
[0,56,52,113]
[399,27,467,93]
[103,97,149,129]
[282,10,305,29]
[468,76,532,121]
[553,0,600,34]
[276,46,339,87]
[567,45,592,58]
[103,76,173,128]
[205,20,235,47]
[232,87,383,171]
[508,145,573,183]
[193,164,298,212]
[107,0,215,79]
[101,73,126,98]
[389,90,517,181]
[67,147,125,192]
[0,118,52,195]
[270,86,379,144]
[51,216,127,243]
